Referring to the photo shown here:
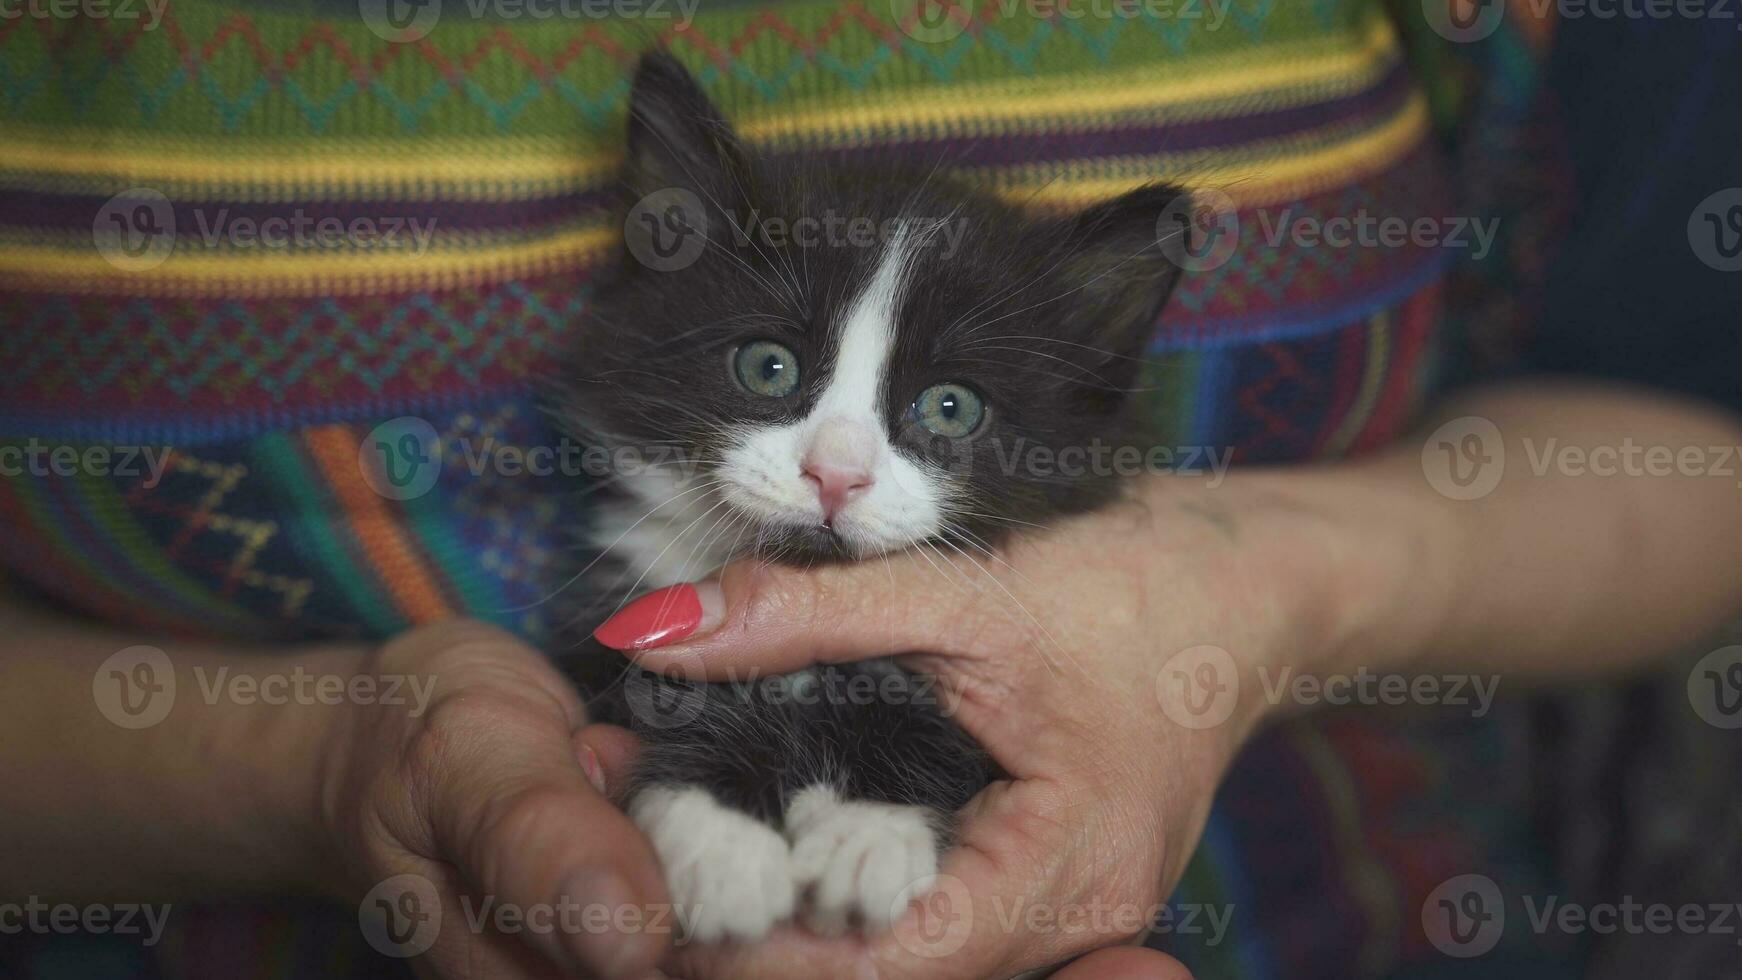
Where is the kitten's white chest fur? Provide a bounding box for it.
[597,233,946,941]
[594,469,739,591]
[582,44,1181,947]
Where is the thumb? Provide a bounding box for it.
[1053,947,1195,980]
[592,552,971,680]
[422,699,670,976]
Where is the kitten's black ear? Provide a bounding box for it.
[1043,183,1189,393]
[624,51,747,198]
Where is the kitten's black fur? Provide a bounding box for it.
[554,51,1184,930]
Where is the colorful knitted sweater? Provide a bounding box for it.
[0,1,1570,977]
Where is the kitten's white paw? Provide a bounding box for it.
[630,785,796,943]
[785,785,939,935]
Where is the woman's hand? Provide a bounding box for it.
[314,619,671,979]
[598,472,1375,979]
[600,381,1742,979]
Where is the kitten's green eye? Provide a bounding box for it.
[911,383,985,439]
[733,340,800,397]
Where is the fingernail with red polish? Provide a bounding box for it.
[593,582,723,651]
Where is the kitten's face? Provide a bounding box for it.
[565,54,1183,568]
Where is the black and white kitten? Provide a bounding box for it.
[556,52,1185,943]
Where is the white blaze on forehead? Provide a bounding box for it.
[812,225,913,423]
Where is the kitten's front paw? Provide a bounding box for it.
[630,785,796,943]
[785,785,940,935]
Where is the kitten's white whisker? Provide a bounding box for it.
[961,346,1125,391]
[949,509,1053,533]
[695,230,803,315]
[931,534,1088,682]
[607,493,735,614]
[953,233,1172,341]
[969,334,1185,371]
[491,478,723,615]
[910,540,971,600]
[679,498,747,582]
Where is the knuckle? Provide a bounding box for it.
[734,562,828,632]
[398,692,523,795]
[379,617,520,667]
[469,783,580,869]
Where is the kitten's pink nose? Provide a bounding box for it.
[801,461,873,522]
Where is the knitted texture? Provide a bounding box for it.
[0,2,1556,978]
[0,0,1449,644]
